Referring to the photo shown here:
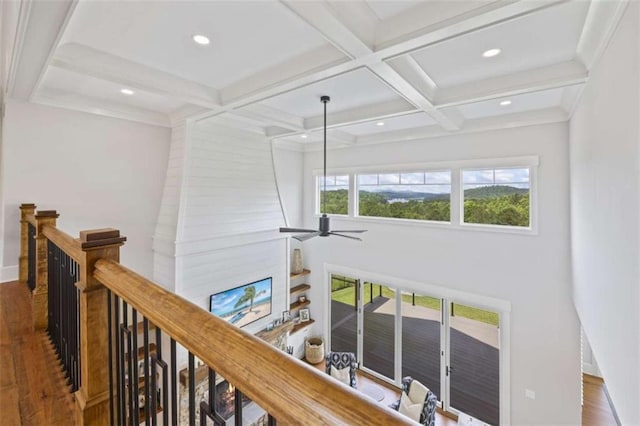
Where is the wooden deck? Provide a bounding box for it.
[0,281,75,426]
[331,297,499,425]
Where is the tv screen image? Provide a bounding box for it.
[209,277,272,328]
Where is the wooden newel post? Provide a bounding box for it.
[18,203,36,282]
[32,210,59,330]
[75,228,126,426]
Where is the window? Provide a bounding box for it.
[357,171,451,221]
[462,167,530,227]
[317,175,349,215]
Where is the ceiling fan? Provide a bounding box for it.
[280,96,367,242]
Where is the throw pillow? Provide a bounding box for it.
[408,380,429,405]
[330,365,351,386]
[398,391,422,422]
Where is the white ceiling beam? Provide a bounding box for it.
[219,44,349,107]
[33,89,170,127]
[385,55,438,101]
[368,62,460,130]
[279,0,460,131]
[233,104,305,131]
[8,0,77,100]
[52,43,221,110]
[576,0,629,70]
[279,1,373,59]
[303,98,417,130]
[355,107,569,146]
[435,60,588,108]
[327,129,357,145]
[219,0,571,119]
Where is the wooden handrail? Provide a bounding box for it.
[42,225,83,262]
[94,259,414,425]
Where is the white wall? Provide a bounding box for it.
[153,119,289,342]
[569,2,640,424]
[272,144,304,228]
[298,122,580,425]
[0,100,170,281]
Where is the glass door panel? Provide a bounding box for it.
[329,274,358,354]
[362,283,395,380]
[449,302,500,425]
[402,292,441,398]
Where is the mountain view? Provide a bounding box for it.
[322,185,530,227]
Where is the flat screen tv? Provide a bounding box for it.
[209,277,272,328]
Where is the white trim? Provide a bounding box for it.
[312,155,540,176]
[324,263,511,423]
[0,265,19,283]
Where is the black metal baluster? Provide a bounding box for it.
[234,388,242,426]
[171,338,177,426]
[132,309,140,424]
[123,302,134,426]
[155,326,168,426]
[189,352,195,425]
[143,318,150,425]
[267,414,276,426]
[27,223,36,291]
[108,290,114,425]
[150,354,168,426]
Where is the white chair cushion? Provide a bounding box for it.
[398,391,422,422]
[330,365,351,386]
[408,379,429,405]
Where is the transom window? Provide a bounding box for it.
[462,167,530,227]
[357,171,451,222]
[317,175,349,215]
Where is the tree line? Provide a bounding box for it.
[321,187,529,227]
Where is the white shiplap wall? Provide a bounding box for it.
[153,118,289,340]
[153,121,189,291]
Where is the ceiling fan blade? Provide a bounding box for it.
[329,232,363,241]
[293,231,321,242]
[330,230,367,233]
[280,227,318,233]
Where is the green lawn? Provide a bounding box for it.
[331,277,498,326]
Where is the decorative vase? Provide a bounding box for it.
[291,248,304,274]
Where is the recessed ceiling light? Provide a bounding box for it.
[120,88,134,95]
[499,100,512,106]
[300,134,308,139]
[192,34,210,45]
[376,122,385,126]
[482,48,502,58]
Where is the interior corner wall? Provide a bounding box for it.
[298,122,579,425]
[569,2,640,424]
[0,100,170,281]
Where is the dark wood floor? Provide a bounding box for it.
[331,297,499,425]
[0,281,75,426]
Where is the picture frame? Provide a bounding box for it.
[282,310,291,323]
[299,308,310,322]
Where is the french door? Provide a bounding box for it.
[328,273,501,425]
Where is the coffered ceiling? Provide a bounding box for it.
[1,0,630,149]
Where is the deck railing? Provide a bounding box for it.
[18,203,413,426]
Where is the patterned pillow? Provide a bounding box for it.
[398,391,422,422]
[330,365,351,386]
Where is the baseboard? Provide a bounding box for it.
[0,265,19,283]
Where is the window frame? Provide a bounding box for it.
[312,155,538,235]
[314,173,350,217]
